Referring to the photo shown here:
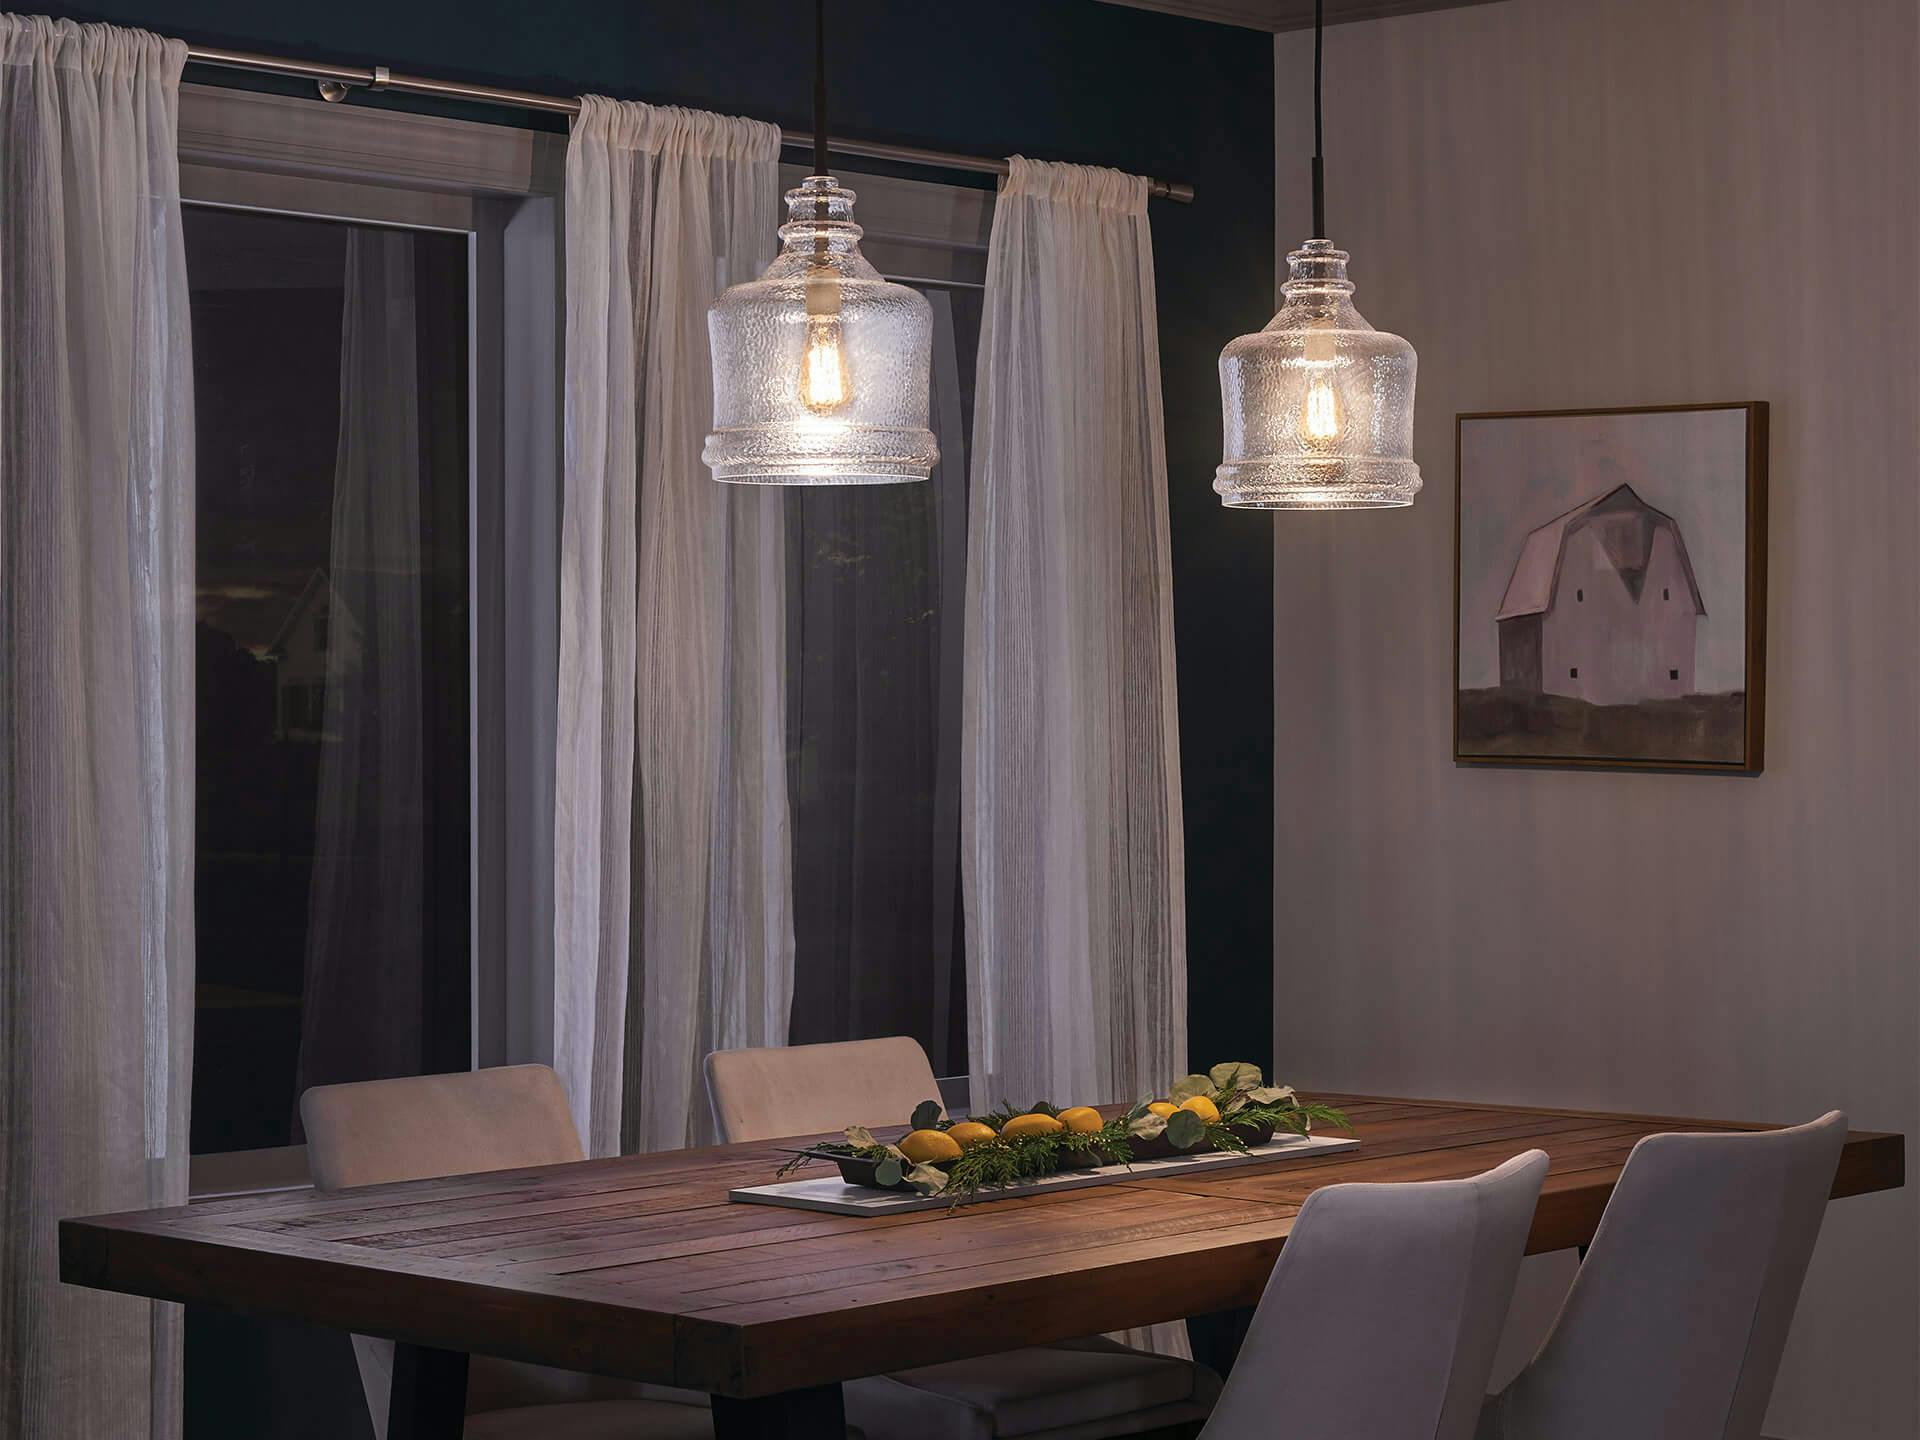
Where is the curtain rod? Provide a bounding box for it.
[183,45,1198,204]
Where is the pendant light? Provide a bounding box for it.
[703,0,938,485]
[1213,0,1420,510]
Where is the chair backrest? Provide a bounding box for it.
[705,1037,944,1143]
[300,1066,593,1439]
[1488,1111,1847,1440]
[301,1064,585,1190]
[1200,1149,1549,1440]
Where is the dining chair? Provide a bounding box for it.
[301,1065,713,1440]
[1195,1149,1548,1440]
[1476,1110,1848,1440]
[704,1037,1223,1439]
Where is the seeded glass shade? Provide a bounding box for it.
[1214,239,1420,509]
[704,176,938,484]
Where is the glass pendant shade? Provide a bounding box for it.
[1214,239,1420,509]
[704,176,938,484]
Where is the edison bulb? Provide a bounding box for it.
[800,315,850,413]
[799,271,851,414]
[1303,373,1340,440]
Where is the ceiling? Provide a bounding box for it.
[1100,0,1499,31]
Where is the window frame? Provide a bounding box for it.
[178,83,564,1191]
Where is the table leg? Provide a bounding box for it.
[387,1342,469,1440]
[1187,1305,1258,1379]
[711,1383,846,1439]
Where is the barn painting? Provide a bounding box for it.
[1455,404,1767,772]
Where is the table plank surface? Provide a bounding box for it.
[61,1094,1903,1399]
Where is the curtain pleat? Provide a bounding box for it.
[962,156,1188,1354]
[294,229,427,1102]
[0,14,194,1437]
[555,96,792,1156]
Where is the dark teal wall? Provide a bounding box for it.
[45,0,1277,1070]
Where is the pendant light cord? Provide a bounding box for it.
[1311,0,1325,238]
[813,0,830,179]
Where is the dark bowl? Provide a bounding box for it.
[1228,1119,1277,1147]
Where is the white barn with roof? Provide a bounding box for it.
[1495,483,1705,706]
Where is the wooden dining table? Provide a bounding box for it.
[61,1093,1903,1439]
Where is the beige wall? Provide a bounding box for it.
[1270,2,1918,1435]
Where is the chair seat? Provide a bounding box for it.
[465,1399,716,1440]
[844,1338,1220,1440]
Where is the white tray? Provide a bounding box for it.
[729,1132,1360,1216]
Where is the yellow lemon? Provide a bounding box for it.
[1146,1101,1179,1118]
[1057,1106,1104,1134]
[945,1120,999,1149]
[1000,1113,1066,1139]
[899,1128,963,1164]
[1179,1095,1221,1124]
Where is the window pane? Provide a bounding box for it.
[786,282,982,1074]
[187,207,471,1154]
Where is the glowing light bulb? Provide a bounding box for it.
[800,271,851,414]
[1303,374,1340,441]
[801,316,850,413]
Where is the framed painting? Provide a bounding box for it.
[1453,402,1768,773]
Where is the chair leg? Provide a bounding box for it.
[387,1343,468,1440]
[1187,1304,1258,1378]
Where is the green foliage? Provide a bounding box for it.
[1164,1108,1207,1150]
[942,1116,1134,1210]
[910,1099,943,1130]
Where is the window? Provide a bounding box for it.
[1570,667,1579,678]
[1670,668,1680,680]
[783,170,989,1076]
[1576,587,1584,602]
[187,205,472,1155]
[1664,587,1670,600]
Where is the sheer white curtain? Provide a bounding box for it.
[555,97,792,1156]
[963,154,1188,1155]
[0,15,194,1437]
[295,230,427,1101]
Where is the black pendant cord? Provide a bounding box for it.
[812,0,830,238]
[813,0,830,179]
[1311,0,1325,239]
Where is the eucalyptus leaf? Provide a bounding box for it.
[910,1099,943,1130]
[844,1124,881,1149]
[904,1162,950,1195]
[1165,1108,1207,1150]
[1245,1085,1297,1107]
[1167,1073,1214,1104]
[1209,1061,1264,1093]
[875,1156,904,1187]
[1128,1112,1169,1140]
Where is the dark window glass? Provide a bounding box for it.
[1570,667,1579,678]
[785,283,983,1074]
[187,207,470,1154]
[1663,587,1670,600]
[1576,587,1583,602]
[1670,668,1680,680]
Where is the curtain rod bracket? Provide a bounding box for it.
[317,64,388,104]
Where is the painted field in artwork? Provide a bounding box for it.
[1456,407,1756,767]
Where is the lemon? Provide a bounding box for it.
[945,1120,999,1149]
[1057,1106,1104,1134]
[999,1112,1066,1139]
[899,1128,963,1164]
[1146,1101,1179,1118]
[1179,1095,1221,1124]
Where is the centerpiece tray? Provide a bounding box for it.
[730,1130,1360,1216]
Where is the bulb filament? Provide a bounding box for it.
[1304,375,1340,441]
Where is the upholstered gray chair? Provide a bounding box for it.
[704,1037,1223,1439]
[302,1065,713,1440]
[1196,1149,1548,1440]
[1477,1111,1848,1440]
